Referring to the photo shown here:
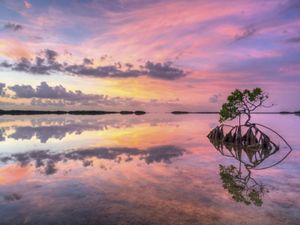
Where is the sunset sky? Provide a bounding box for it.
[0,0,299,111]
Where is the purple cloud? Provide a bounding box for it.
[234,25,257,41]
[209,94,221,103]
[9,82,103,101]
[1,49,186,80]
[3,23,23,31]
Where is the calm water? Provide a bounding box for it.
[0,114,299,225]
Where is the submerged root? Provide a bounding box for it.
[208,124,280,168]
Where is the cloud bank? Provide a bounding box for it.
[7,81,143,107]
[0,81,186,110]
[1,49,186,80]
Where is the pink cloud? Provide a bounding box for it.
[24,0,32,9]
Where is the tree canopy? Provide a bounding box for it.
[219,88,269,124]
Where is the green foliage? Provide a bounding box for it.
[219,165,266,206]
[219,88,268,123]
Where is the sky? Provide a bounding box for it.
[0,0,299,112]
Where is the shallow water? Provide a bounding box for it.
[0,114,299,225]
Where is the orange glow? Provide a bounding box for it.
[0,165,31,185]
[0,39,32,59]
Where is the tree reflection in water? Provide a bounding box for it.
[219,165,267,206]
[207,123,293,206]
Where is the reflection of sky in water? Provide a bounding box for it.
[0,114,299,225]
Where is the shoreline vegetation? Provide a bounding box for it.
[0,110,299,115]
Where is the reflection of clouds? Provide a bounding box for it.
[140,145,185,164]
[6,119,131,143]
[0,128,5,141]
[1,116,181,143]
[9,124,89,143]
[3,193,22,202]
[66,145,185,165]
[44,160,57,175]
[0,145,185,175]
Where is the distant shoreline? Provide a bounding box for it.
[0,110,146,115]
[0,110,299,116]
[171,111,300,115]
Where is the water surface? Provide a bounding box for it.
[0,114,299,225]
